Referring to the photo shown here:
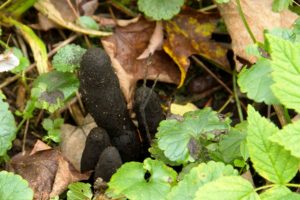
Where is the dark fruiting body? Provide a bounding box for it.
[81,127,111,172]
[134,86,165,142]
[79,48,141,161]
[94,146,122,182]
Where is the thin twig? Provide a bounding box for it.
[191,56,233,95]
[233,71,243,121]
[22,119,30,155]
[218,95,234,113]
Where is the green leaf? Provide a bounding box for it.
[0,95,17,156]
[138,0,184,20]
[216,122,247,163]
[272,0,293,12]
[2,0,37,18]
[260,186,296,200]
[52,44,86,73]
[167,161,238,200]
[266,34,300,112]
[156,108,229,164]
[0,171,33,200]
[67,182,93,200]
[42,118,54,130]
[76,16,100,31]
[247,105,299,184]
[270,120,300,159]
[238,58,279,105]
[107,158,177,200]
[194,176,259,200]
[32,71,79,112]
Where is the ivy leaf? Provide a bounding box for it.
[52,44,86,73]
[67,182,93,200]
[138,0,184,20]
[272,0,293,12]
[194,176,259,200]
[32,71,79,112]
[266,34,300,112]
[260,186,296,200]
[247,105,299,184]
[0,95,17,156]
[0,171,33,200]
[107,158,177,200]
[76,16,99,31]
[270,120,300,159]
[42,118,64,143]
[238,58,279,105]
[167,161,238,200]
[156,108,230,164]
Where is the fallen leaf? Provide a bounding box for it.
[217,0,298,70]
[80,0,99,16]
[170,103,198,116]
[60,114,97,171]
[0,51,19,72]
[137,21,163,59]
[96,15,141,27]
[7,140,89,200]
[101,19,180,108]
[163,9,230,87]
[34,0,111,36]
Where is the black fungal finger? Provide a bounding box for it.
[94,146,122,182]
[81,127,111,172]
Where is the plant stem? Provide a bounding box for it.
[254,184,275,192]
[233,71,243,121]
[286,183,300,188]
[273,105,290,126]
[235,0,257,43]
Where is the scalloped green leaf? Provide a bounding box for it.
[247,105,299,184]
[67,182,93,200]
[137,0,184,20]
[167,161,238,200]
[0,95,17,156]
[0,171,33,200]
[270,120,300,159]
[194,176,259,200]
[266,34,300,112]
[107,158,177,200]
[260,186,298,200]
[238,58,279,105]
[156,108,230,164]
[32,71,79,112]
[52,44,86,73]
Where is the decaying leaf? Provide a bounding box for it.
[60,114,97,171]
[7,140,89,200]
[101,19,180,107]
[217,0,298,70]
[163,9,230,87]
[34,0,111,36]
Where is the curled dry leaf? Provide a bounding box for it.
[217,0,298,70]
[163,9,230,87]
[7,140,89,200]
[137,21,164,59]
[34,0,111,36]
[101,19,180,108]
[96,15,141,27]
[60,114,97,171]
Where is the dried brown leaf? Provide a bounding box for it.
[101,19,180,108]
[217,0,298,70]
[60,114,97,171]
[163,9,230,87]
[7,140,89,200]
